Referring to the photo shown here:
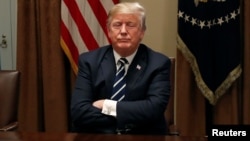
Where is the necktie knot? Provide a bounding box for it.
[119,58,128,65]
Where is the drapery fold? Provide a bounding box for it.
[16,0,74,132]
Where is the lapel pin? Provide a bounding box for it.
[136,64,141,70]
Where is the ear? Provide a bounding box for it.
[139,30,145,40]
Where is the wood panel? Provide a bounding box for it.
[243,0,250,124]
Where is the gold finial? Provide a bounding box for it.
[194,0,208,7]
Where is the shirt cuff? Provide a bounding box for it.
[102,99,117,117]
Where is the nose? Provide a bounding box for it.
[120,24,128,34]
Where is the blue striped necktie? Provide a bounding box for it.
[111,58,128,101]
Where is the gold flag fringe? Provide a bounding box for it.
[177,35,242,105]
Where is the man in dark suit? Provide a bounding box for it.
[71,2,171,135]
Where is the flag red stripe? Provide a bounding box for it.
[64,0,99,51]
[60,21,79,64]
[61,0,119,74]
[113,0,119,4]
[88,0,111,43]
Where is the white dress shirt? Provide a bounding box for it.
[101,49,137,117]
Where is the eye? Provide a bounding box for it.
[126,22,137,27]
[126,22,138,30]
[112,22,122,29]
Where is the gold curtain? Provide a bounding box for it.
[16,0,75,132]
[175,0,250,136]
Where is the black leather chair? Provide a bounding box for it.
[0,70,20,131]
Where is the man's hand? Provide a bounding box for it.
[92,99,105,109]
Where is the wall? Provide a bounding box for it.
[0,0,17,70]
[120,0,178,58]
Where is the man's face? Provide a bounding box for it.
[108,13,145,57]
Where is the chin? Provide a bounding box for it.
[117,43,131,48]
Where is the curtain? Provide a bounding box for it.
[16,0,75,132]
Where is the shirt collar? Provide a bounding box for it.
[113,49,137,65]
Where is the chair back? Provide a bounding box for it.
[0,70,20,131]
[165,57,179,135]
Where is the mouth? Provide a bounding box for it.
[118,39,130,42]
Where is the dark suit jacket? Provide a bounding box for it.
[71,44,171,135]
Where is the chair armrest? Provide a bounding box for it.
[0,122,19,131]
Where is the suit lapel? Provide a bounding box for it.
[100,45,148,99]
[125,45,147,99]
[101,48,116,98]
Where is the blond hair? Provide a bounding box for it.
[107,2,146,31]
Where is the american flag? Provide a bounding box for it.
[60,0,119,74]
